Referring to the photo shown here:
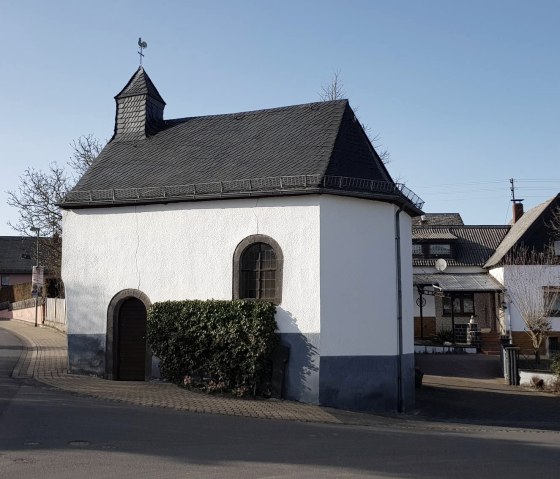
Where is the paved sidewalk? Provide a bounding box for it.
[0,320,340,424]
[2,319,69,379]
[3,320,560,432]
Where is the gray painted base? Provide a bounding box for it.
[278,333,320,404]
[69,331,415,413]
[68,333,106,376]
[319,354,415,412]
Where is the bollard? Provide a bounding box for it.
[503,346,520,385]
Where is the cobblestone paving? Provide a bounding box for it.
[4,320,559,433]
[0,320,339,424]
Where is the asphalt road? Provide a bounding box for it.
[1,328,560,478]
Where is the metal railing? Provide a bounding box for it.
[62,174,424,209]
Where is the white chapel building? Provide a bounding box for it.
[60,67,423,412]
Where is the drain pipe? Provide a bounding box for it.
[394,205,404,413]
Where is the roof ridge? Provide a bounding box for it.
[165,99,348,125]
[484,194,560,268]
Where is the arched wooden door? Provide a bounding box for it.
[117,297,147,380]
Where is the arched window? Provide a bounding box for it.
[233,235,283,304]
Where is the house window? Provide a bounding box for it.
[443,293,474,315]
[240,243,277,300]
[412,243,423,257]
[0,275,9,286]
[429,244,451,258]
[554,241,560,256]
[544,288,560,317]
[233,235,283,304]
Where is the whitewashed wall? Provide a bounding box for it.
[319,197,414,356]
[400,212,414,355]
[490,265,560,331]
[62,196,321,337]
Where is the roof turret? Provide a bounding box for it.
[113,67,166,141]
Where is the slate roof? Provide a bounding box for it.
[484,195,560,267]
[60,69,423,214]
[413,226,510,267]
[115,66,165,104]
[413,273,504,292]
[412,229,458,240]
[0,237,37,274]
[412,213,464,226]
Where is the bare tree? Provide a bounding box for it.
[7,135,104,282]
[320,71,391,164]
[68,134,103,178]
[365,129,391,165]
[320,70,346,101]
[504,247,560,363]
[548,206,560,240]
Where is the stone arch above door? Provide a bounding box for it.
[106,289,152,380]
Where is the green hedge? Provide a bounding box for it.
[147,299,278,397]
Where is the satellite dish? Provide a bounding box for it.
[435,258,448,272]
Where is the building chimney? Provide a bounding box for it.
[512,201,524,223]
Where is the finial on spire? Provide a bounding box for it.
[138,37,147,66]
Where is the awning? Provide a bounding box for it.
[413,273,505,292]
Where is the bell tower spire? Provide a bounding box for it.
[112,66,166,142]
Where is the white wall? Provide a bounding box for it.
[319,196,414,356]
[413,289,436,317]
[400,212,414,354]
[62,196,321,337]
[490,265,560,331]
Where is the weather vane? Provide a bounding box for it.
[138,37,147,66]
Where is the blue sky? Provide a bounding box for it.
[1,0,558,235]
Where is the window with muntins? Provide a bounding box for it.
[544,288,560,317]
[429,244,451,257]
[443,293,474,315]
[233,235,283,304]
[240,243,277,300]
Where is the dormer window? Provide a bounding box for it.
[412,242,454,259]
[429,244,451,258]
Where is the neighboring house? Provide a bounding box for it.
[0,236,37,287]
[412,214,509,345]
[485,195,560,356]
[59,67,423,412]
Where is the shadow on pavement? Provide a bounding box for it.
[415,353,502,380]
[414,353,560,431]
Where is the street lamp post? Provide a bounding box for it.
[31,227,40,327]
